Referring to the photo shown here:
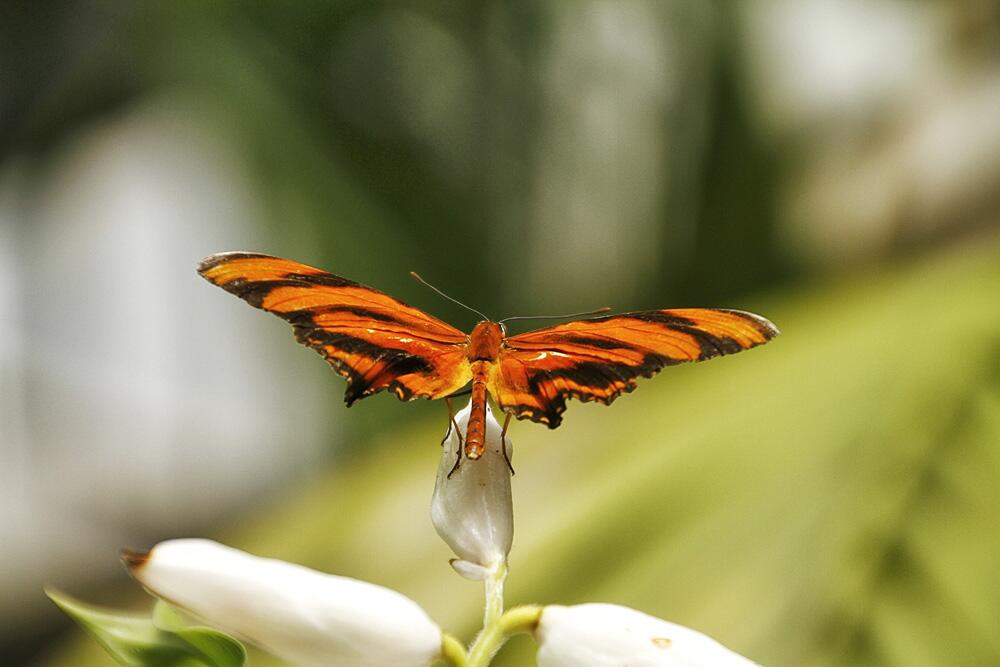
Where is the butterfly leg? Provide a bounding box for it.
[447,445,463,478]
[444,398,466,449]
[443,398,465,477]
[500,412,515,476]
[442,398,455,446]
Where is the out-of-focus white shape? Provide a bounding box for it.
[741,1,1000,266]
[430,399,513,576]
[129,539,442,667]
[28,101,326,527]
[518,0,679,305]
[28,100,328,518]
[741,0,941,129]
[0,165,37,623]
[0,98,328,633]
[536,603,761,667]
[784,74,1000,265]
[902,76,1000,229]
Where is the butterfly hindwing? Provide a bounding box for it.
[198,252,471,405]
[491,308,778,427]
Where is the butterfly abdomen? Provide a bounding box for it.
[463,322,505,460]
[464,362,492,460]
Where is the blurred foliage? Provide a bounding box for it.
[43,236,1000,666]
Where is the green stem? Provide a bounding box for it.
[440,633,469,667]
[466,561,541,666]
[467,561,507,666]
[483,560,507,627]
[498,605,544,635]
[450,560,542,666]
[466,604,543,666]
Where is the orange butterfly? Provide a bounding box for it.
[199,252,778,463]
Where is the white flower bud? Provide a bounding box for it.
[430,399,513,576]
[536,604,761,667]
[124,539,442,667]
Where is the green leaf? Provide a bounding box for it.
[47,590,245,667]
[152,601,246,667]
[151,601,188,632]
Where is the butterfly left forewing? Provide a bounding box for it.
[491,308,778,427]
[199,252,471,405]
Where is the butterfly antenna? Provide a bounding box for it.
[500,306,612,324]
[409,271,491,321]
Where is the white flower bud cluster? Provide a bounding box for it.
[115,399,762,667]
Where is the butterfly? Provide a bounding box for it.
[198,252,778,465]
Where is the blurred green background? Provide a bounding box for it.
[3,1,1000,665]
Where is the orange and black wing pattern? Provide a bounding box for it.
[198,252,471,405]
[490,309,778,427]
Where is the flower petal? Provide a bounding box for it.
[536,603,761,667]
[430,399,513,573]
[126,539,441,667]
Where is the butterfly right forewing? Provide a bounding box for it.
[491,308,778,427]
